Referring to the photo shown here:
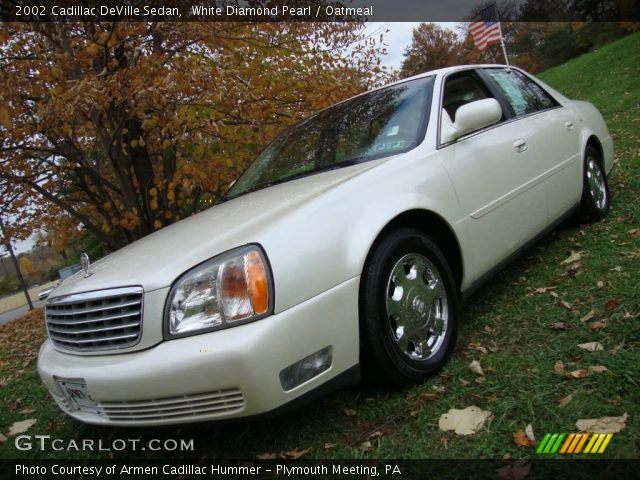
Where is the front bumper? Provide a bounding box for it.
[37,277,360,426]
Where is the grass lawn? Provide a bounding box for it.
[1,33,638,462]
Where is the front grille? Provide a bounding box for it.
[100,389,245,422]
[46,287,143,352]
[52,388,245,422]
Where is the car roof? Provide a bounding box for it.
[319,64,515,114]
[386,64,513,89]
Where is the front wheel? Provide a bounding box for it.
[359,229,458,387]
[580,146,610,222]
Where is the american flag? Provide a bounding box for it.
[469,4,502,51]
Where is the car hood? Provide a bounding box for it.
[51,162,381,297]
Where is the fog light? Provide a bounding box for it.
[279,346,333,391]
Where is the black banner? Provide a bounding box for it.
[1,0,640,22]
[2,459,640,480]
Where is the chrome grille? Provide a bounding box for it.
[46,287,143,352]
[100,389,245,422]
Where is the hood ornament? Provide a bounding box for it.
[80,253,92,278]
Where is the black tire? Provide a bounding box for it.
[359,228,458,387]
[580,146,610,222]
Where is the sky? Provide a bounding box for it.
[366,22,461,70]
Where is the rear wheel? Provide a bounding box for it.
[580,146,610,221]
[360,228,458,387]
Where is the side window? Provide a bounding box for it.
[442,74,495,121]
[485,69,557,116]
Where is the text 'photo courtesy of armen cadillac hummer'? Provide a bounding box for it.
[38,64,613,426]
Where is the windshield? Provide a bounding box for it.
[224,76,434,201]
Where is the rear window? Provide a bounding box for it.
[485,69,557,116]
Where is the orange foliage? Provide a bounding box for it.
[0,22,388,249]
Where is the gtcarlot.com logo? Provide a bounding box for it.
[536,433,613,455]
[14,435,194,452]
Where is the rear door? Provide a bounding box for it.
[480,68,582,223]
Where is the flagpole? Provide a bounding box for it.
[495,6,510,67]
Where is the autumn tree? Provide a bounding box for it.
[0,21,387,251]
[399,24,466,78]
[18,256,37,276]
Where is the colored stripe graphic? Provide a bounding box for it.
[537,433,613,454]
[574,433,589,453]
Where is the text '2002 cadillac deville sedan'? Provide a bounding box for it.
[38,65,612,426]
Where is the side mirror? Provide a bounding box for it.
[441,98,502,144]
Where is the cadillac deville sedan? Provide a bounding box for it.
[38,65,612,426]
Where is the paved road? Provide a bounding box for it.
[0,299,46,326]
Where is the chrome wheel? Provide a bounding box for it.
[385,253,448,361]
[586,156,607,211]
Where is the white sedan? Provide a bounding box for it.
[38,65,612,426]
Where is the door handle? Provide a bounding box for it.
[513,138,528,153]
[565,120,574,131]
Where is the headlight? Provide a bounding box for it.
[164,245,273,338]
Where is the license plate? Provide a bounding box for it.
[57,379,101,413]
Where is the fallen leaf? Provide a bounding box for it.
[623,311,639,319]
[343,408,357,417]
[7,419,36,436]
[471,393,498,401]
[558,393,574,407]
[469,359,484,377]
[550,291,560,298]
[628,228,640,237]
[19,408,35,415]
[548,322,570,330]
[531,286,556,294]
[475,376,486,384]
[438,406,492,435]
[576,413,628,433]
[580,310,595,323]
[432,385,446,393]
[468,342,489,354]
[589,365,609,374]
[514,277,528,285]
[513,429,534,447]
[561,251,583,264]
[416,393,439,402]
[605,298,620,311]
[484,325,495,333]
[324,443,336,449]
[525,424,536,444]
[502,452,512,461]
[497,460,531,480]
[610,266,622,273]
[0,433,6,443]
[368,431,383,440]
[590,320,606,331]
[459,378,470,386]
[554,360,567,372]
[360,440,372,451]
[282,447,312,459]
[596,281,604,289]
[565,262,581,276]
[560,300,574,311]
[577,342,604,352]
[256,452,278,460]
[565,369,590,380]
